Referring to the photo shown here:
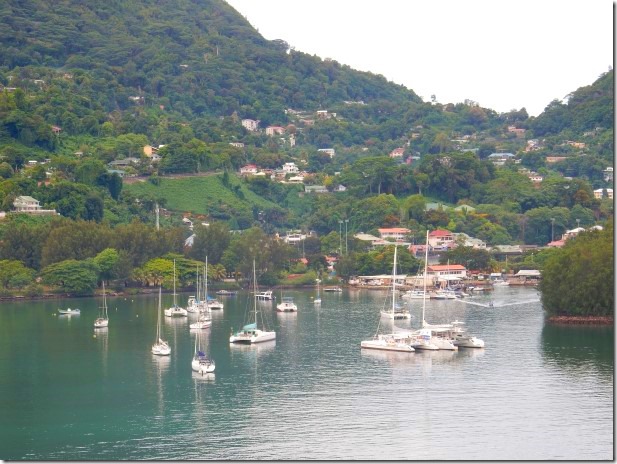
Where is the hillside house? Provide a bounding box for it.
[240,164,259,176]
[488,153,515,166]
[266,126,285,136]
[282,162,299,174]
[428,229,455,249]
[378,228,411,241]
[229,142,245,148]
[389,148,405,159]
[546,156,567,163]
[603,167,613,182]
[507,126,526,137]
[241,119,259,131]
[594,188,613,199]
[13,196,57,215]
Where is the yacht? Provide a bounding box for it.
[255,290,273,300]
[361,334,415,352]
[276,296,298,312]
[401,290,426,300]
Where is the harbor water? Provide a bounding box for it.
[0,286,613,460]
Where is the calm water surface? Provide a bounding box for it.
[0,286,613,460]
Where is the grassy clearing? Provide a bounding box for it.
[124,174,277,215]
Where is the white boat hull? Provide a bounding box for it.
[361,337,415,352]
[276,303,298,312]
[454,336,485,348]
[230,330,276,344]
[152,341,171,356]
[192,359,215,373]
[94,318,108,328]
[165,307,188,317]
[190,320,212,329]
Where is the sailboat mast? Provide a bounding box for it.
[422,230,429,327]
[156,286,162,342]
[253,259,258,325]
[392,245,397,315]
[173,259,177,307]
[205,256,208,306]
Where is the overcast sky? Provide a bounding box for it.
[225,0,613,116]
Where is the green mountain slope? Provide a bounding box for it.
[0,0,420,125]
[123,173,279,220]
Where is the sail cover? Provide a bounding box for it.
[242,322,257,331]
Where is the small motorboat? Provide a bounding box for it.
[58,308,80,315]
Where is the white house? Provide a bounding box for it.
[594,188,613,199]
[282,162,299,174]
[13,196,57,215]
[428,229,455,249]
[240,164,259,176]
[241,119,259,131]
[426,264,467,280]
[378,228,411,241]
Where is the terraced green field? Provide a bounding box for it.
[124,174,277,215]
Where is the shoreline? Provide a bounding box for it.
[547,315,614,325]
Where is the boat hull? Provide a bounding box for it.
[152,343,171,356]
[94,318,108,328]
[192,359,215,374]
[229,330,276,344]
[361,338,415,352]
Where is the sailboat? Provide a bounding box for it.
[165,259,188,317]
[361,246,415,353]
[94,281,109,328]
[191,330,215,374]
[230,260,276,344]
[380,246,410,320]
[190,261,212,329]
[411,231,455,350]
[314,279,322,305]
[152,286,171,356]
[276,285,298,312]
[186,264,201,313]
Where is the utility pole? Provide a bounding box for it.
[338,220,343,255]
[345,219,349,255]
[550,217,555,242]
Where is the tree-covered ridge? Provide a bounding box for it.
[539,221,613,317]
[530,70,613,139]
[0,0,420,125]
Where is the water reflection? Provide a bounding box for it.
[541,322,614,380]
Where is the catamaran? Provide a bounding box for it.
[230,260,276,344]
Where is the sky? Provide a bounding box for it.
[225,0,613,116]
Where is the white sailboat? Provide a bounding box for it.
[191,330,215,374]
[94,281,109,328]
[152,286,171,356]
[190,261,212,330]
[411,232,442,350]
[165,259,188,317]
[362,246,415,353]
[314,279,322,305]
[186,264,201,313]
[230,260,276,344]
[380,246,410,320]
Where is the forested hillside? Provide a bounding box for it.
[0,0,612,306]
